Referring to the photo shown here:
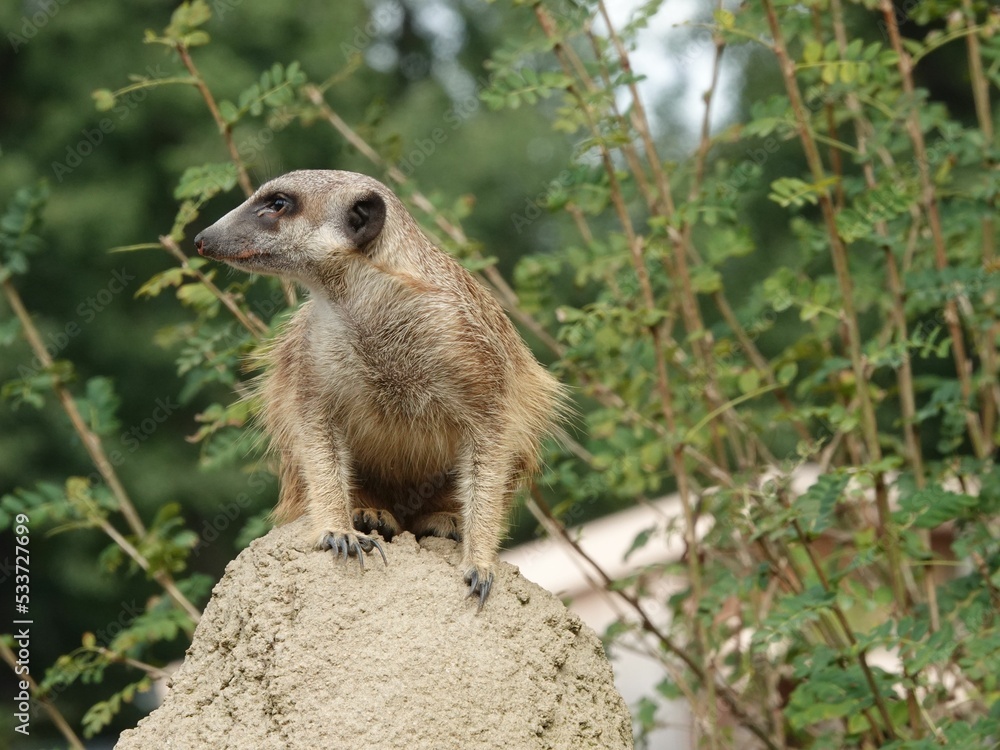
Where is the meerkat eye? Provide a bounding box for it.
[258,193,293,217]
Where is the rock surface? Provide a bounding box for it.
[116,519,634,750]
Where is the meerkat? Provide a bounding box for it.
[193,170,563,607]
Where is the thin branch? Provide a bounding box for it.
[530,12,734,729]
[830,0,938,633]
[762,1,908,630]
[534,7,710,670]
[1,276,201,624]
[3,278,145,534]
[174,43,253,198]
[93,646,174,681]
[0,641,86,750]
[962,0,1000,441]
[878,0,988,459]
[159,235,268,339]
[527,490,780,750]
[174,41,300,309]
[595,0,676,216]
[74,488,201,624]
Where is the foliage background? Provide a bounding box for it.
[1,0,999,747]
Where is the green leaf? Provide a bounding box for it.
[690,266,722,294]
[757,586,837,646]
[1,482,75,528]
[638,307,668,327]
[635,696,657,732]
[794,473,848,535]
[176,281,221,311]
[705,227,755,263]
[164,0,212,43]
[624,525,656,562]
[173,163,240,202]
[768,177,836,208]
[0,316,21,347]
[714,9,734,30]
[803,40,823,65]
[738,369,761,394]
[182,30,210,47]
[898,486,980,528]
[82,700,115,738]
[777,362,798,385]
[135,267,188,299]
[92,89,117,111]
[218,100,240,125]
[77,377,121,438]
[0,183,49,275]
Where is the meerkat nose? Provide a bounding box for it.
[194,232,206,256]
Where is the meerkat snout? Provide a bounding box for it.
[195,169,564,608]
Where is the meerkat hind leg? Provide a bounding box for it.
[411,511,462,542]
[456,439,514,610]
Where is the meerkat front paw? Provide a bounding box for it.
[352,507,402,541]
[318,531,387,571]
[463,564,495,610]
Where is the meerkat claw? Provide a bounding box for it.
[358,535,388,567]
[320,532,387,571]
[464,566,494,610]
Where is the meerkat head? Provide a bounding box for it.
[194,170,406,287]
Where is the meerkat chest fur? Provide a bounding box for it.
[300,247,515,489]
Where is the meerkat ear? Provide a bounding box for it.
[345,193,386,251]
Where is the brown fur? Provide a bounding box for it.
[194,170,563,604]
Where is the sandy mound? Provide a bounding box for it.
[116,519,633,749]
